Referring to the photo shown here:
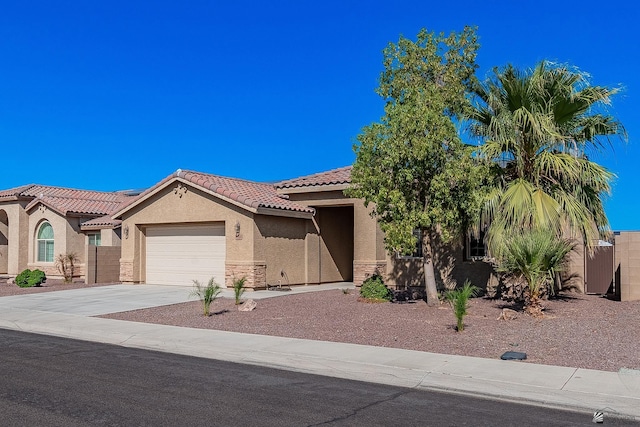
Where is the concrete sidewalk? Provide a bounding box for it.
[0,284,638,421]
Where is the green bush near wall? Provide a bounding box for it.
[360,274,392,302]
[15,269,47,288]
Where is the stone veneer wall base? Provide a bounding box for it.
[119,259,134,283]
[225,261,267,290]
[353,260,387,286]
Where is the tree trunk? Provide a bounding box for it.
[423,239,439,306]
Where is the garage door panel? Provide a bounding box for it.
[146,225,226,286]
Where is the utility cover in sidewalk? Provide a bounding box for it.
[500,351,527,360]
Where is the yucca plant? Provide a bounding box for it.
[444,280,479,332]
[190,277,222,316]
[232,276,247,305]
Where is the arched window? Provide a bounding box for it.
[37,222,54,262]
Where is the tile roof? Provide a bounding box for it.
[4,166,354,221]
[115,169,316,217]
[176,170,314,213]
[275,166,352,189]
[0,184,136,217]
[0,184,37,200]
[80,216,122,230]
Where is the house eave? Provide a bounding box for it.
[255,206,315,219]
[276,183,349,195]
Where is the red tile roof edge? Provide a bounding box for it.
[177,169,314,214]
[275,166,352,189]
[80,216,122,229]
[0,184,37,200]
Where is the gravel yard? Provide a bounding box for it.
[0,279,113,295]
[100,287,640,373]
[2,278,637,372]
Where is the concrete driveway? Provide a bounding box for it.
[0,282,355,316]
[0,285,193,316]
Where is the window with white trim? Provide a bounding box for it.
[88,232,101,246]
[37,222,54,262]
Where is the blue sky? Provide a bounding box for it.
[1,1,637,229]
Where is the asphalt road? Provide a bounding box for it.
[0,329,633,426]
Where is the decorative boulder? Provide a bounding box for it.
[497,308,518,321]
[238,299,257,312]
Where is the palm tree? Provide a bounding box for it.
[496,229,575,316]
[469,61,626,255]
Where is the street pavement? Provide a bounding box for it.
[0,283,638,422]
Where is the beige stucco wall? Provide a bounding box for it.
[0,209,8,273]
[385,232,495,292]
[253,215,309,286]
[119,181,256,285]
[252,206,354,286]
[27,205,87,278]
[316,206,354,282]
[84,228,121,247]
[0,202,30,275]
[285,190,386,285]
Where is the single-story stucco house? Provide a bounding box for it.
[1,166,638,301]
[0,184,136,279]
[110,166,497,291]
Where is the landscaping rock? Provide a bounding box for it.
[238,299,257,312]
[497,308,518,321]
[6,277,15,286]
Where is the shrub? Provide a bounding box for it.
[190,277,222,316]
[359,274,392,302]
[15,269,47,288]
[232,276,247,305]
[444,280,480,332]
[55,253,79,283]
[495,230,574,317]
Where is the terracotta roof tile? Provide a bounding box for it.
[0,184,36,200]
[275,166,352,189]
[176,170,314,214]
[7,185,137,216]
[80,216,122,229]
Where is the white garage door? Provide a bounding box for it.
[146,224,226,287]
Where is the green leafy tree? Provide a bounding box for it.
[470,61,626,255]
[348,26,488,306]
[495,229,575,316]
